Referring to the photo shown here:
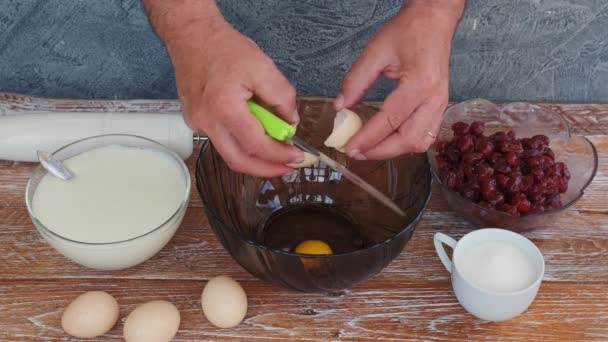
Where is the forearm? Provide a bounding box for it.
[143,0,227,48]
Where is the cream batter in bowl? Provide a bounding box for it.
[25,134,191,270]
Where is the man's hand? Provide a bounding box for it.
[144,0,303,177]
[335,0,465,160]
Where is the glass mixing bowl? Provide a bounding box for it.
[428,99,598,232]
[25,134,191,270]
[195,99,432,292]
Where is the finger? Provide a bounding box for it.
[335,46,386,110]
[363,99,445,160]
[222,93,305,165]
[209,126,293,178]
[251,61,299,123]
[343,84,421,157]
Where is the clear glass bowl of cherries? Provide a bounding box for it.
[428,99,598,232]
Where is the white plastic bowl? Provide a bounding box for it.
[25,134,190,270]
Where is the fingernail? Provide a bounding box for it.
[292,151,305,163]
[353,153,367,161]
[292,109,300,124]
[348,149,367,160]
[334,94,344,110]
[284,169,295,176]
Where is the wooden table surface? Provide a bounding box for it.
[1,93,607,341]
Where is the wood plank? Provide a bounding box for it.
[0,278,605,341]
[544,103,608,136]
[2,204,607,283]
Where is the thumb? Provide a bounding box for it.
[335,46,385,110]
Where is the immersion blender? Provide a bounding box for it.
[0,111,204,162]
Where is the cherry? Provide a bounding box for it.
[470,121,485,136]
[455,167,466,183]
[529,204,546,214]
[476,164,494,181]
[435,155,451,172]
[501,141,524,153]
[521,175,535,192]
[543,147,555,159]
[540,154,555,167]
[511,196,531,214]
[435,141,447,154]
[462,186,480,202]
[507,130,517,140]
[457,135,474,152]
[527,156,542,168]
[531,167,544,182]
[499,203,520,216]
[496,174,510,188]
[481,178,497,194]
[530,193,546,205]
[506,175,523,193]
[452,122,469,135]
[523,148,542,158]
[547,195,562,208]
[528,138,545,151]
[441,171,457,189]
[490,131,509,143]
[494,159,512,174]
[563,167,571,181]
[556,162,571,180]
[478,140,494,157]
[509,170,523,178]
[462,164,476,180]
[528,182,547,197]
[445,145,461,164]
[544,176,561,196]
[558,179,568,193]
[505,152,521,167]
[489,152,503,165]
[485,191,505,206]
[546,164,557,177]
[463,152,484,164]
[533,134,550,146]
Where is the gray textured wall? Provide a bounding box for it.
[0,0,607,102]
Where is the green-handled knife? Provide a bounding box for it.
[247,100,405,217]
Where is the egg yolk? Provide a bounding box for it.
[294,240,333,255]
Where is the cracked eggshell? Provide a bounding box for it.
[286,152,319,168]
[324,108,363,153]
[285,122,319,168]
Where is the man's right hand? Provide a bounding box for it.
[144,1,303,177]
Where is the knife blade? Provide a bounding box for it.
[289,136,405,217]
